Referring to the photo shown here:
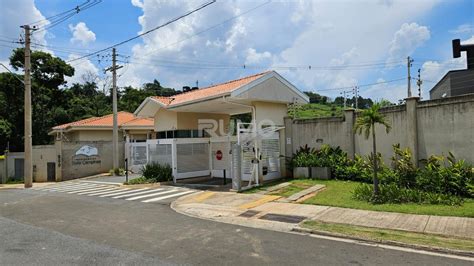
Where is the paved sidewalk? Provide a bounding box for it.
[172,191,474,240]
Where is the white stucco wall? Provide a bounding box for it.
[155,108,178,131]
[253,101,288,126]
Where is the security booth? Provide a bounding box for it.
[133,71,309,186]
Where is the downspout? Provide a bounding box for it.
[222,96,260,186]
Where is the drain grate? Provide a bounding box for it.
[238,210,260,218]
[259,213,307,224]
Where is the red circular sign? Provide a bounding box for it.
[216,150,223,160]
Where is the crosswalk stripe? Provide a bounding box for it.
[77,187,120,195]
[38,183,100,192]
[141,190,195,203]
[87,188,131,196]
[125,189,178,201]
[112,188,158,199]
[49,184,106,192]
[99,188,148,198]
[67,186,117,194]
[32,182,91,190]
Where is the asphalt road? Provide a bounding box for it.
[0,188,471,265]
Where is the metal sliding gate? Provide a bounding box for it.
[127,132,281,183]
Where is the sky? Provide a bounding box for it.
[0,0,473,102]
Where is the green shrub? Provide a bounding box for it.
[124,176,150,185]
[353,183,463,205]
[417,153,473,197]
[140,163,173,182]
[109,168,125,176]
[390,144,417,188]
[290,144,318,168]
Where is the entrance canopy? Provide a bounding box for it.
[134,71,309,118]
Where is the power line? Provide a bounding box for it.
[66,0,216,64]
[30,0,102,33]
[316,77,407,92]
[138,0,271,57]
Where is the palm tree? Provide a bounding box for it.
[354,103,391,197]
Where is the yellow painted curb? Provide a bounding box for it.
[193,191,216,203]
[238,195,281,210]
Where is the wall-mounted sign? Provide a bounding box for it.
[75,145,98,157]
[73,145,101,166]
[216,150,223,160]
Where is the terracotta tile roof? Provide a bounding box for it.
[151,71,269,107]
[121,117,154,127]
[52,111,153,130]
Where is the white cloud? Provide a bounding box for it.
[66,54,100,85]
[119,0,442,98]
[272,1,438,99]
[450,23,474,34]
[419,35,473,98]
[387,22,430,63]
[131,0,144,8]
[0,0,49,60]
[69,22,96,45]
[245,48,271,65]
[363,78,407,103]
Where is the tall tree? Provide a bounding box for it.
[354,103,391,199]
[7,48,74,147]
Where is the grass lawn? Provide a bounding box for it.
[242,178,315,197]
[301,220,474,252]
[293,103,343,119]
[299,179,474,217]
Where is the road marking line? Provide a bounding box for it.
[67,186,117,194]
[193,191,216,202]
[100,188,149,198]
[33,183,96,190]
[238,195,281,210]
[141,190,194,203]
[40,184,101,192]
[52,184,106,192]
[125,189,178,201]
[112,188,159,199]
[79,180,122,185]
[87,188,131,196]
[77,187,120,195]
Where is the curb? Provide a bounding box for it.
[292,226,474,258]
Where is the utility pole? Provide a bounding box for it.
[407,56,414,97]
[340,90,351,109]
[353,86,359,110]
[417,68,423,99]
[21,25,33,188]
[105,48,123,172]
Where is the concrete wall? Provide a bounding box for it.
[286,94,474,165]
[5,152,25,180]
[417,96,474,162]
[58,141,125,180]
[32,145,56,182]
[0,159,5,183]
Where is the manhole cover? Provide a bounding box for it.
[239,210,260,218]
[259,213,307,224]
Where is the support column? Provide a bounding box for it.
[284,117,293,177]
[55,140,63,182]
[405,97,419,166]
[344,109,356,159]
